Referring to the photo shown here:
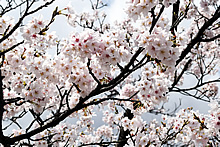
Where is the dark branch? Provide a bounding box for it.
[175,6,220,66]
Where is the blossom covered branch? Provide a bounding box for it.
[0,0,219,146]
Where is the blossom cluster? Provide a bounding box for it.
[126,0,177,21]
[21,15,58,51]
[137,66,170,109]
[0,16,14,35]
[137,28,179,68]
[62,29,131,71]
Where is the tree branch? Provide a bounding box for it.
[149,5,165,34]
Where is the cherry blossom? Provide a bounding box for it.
[0,0,219,146]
